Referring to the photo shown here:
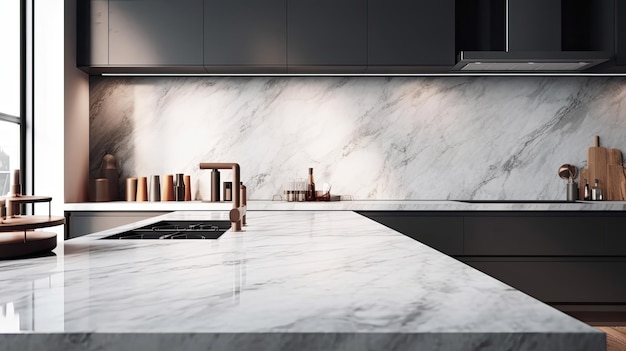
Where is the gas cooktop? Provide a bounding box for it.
[100,220,231,240]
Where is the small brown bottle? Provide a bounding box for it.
[174,173,186,201]
[307,168,316,201]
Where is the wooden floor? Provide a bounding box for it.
[595,327,626,351]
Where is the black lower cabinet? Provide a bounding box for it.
[463,215,606,256]
[358,212,462,255]
[359,211,626,309]
[606,217,626,255]
[462,258,626,304]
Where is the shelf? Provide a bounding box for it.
[2,195,53,204]
[0,216,66,231]
[2,195,54,218]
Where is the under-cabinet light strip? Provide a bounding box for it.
[506,0,509,52]
[101,73,626,77]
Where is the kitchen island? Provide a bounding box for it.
[0,211,604,350]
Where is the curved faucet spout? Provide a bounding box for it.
[199,163,246,231]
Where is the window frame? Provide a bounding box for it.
[0,0,27,197]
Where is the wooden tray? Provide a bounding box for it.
[0,216,65,231]
[1,195,52,203]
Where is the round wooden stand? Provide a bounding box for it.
[0,231,57,259]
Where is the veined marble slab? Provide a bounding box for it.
[90,76,626,201]
[0,211,604,351]
[64,199,626,212]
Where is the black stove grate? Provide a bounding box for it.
[100,220,231,240]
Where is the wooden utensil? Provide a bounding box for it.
[588,135,608,198]
[606,148,624,200]
[620,169,626,200]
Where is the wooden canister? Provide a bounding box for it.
[162,174,174,201]
[136,177,148,201]
[100,154,119,201]
[126,177,137,201]
[184,175,191,201]
[91,178,109,202]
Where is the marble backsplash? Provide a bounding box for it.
[89,76,626,200]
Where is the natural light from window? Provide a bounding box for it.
[0,0,22,195]
[0,0,20,117]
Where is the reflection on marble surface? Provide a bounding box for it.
[0,211,604,350]
[90,76,626,201]
[0,303,19,332]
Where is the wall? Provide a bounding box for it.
[64,0,90,203]
[34,0,64,216]
[89,76,626,200]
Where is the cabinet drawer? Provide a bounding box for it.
[606,217,626,255]
[359,212,463,255]
[464,216,605,256]
[464,259,626,304]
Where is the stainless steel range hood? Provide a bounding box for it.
[453,0,613,72]
[454,51,611,71]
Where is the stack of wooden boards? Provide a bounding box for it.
[579,136,626,200]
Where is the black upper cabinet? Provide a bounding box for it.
[108,0,203,67]
[287,0,367,73]
[77,0,109,68]
[368,0,455,70]
[204,0,286,72]
[616,0,626,65]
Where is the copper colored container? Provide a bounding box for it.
[162,174,174,201]
[100,154,119,201]
[184,175,191,201]
[136,177,148,201]
[125,178,137,201]
[91,178,109,202]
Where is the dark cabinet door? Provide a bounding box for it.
[463,216,606,256]
[287,0,366,72]
[108,0,204,66]
[606,217,626,255]
[617,0,626,65]
[204,0,286,71]
[77,0,109,67]
[358,212,463,255]
[464,259,626,304]
[367,0,455,68]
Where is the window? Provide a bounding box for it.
[0,0,23,195]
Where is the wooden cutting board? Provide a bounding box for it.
[608,148,623,166]
[588,136,608,198]
[607,165,626,200]
[606,148,625,200]
[620,169,626,200]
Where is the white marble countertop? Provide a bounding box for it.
[0,211,604,351]
[63,199,626,211]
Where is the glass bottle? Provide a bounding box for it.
[583,179,590,200]
[591,179,604,201]
[307,168,316,201]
